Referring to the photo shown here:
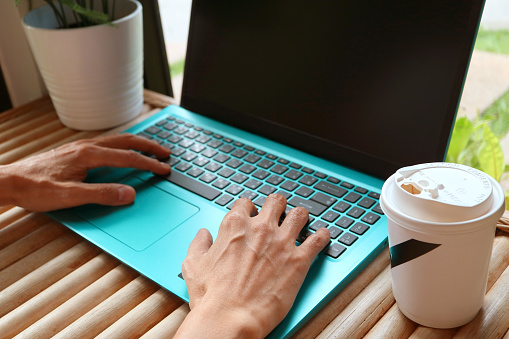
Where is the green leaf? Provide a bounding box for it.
[60,0,112,26]
[476,123,506,181]
[446,117,473,163]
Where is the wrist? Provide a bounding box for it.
[175,302,263,339]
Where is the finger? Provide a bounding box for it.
[230,197,257,217]
[298,228,331,264]
[81,146,172,175]
[280,206,309,239]
[89,134,172,159]
[258,193,287,221]
[186,228,213,259]
[55,182,137,207]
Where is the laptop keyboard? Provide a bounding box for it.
[137,115,384,259]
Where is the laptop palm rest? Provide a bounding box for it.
[74,175,199,252]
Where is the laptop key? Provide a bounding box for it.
[240,190,258,201]
[361,212,381,225]
[299,175,318,186]
[215,194,233,206]
[288,196,327,216]
[310,192,337,207]
[314,181,347,198]
[252,169,270,180]
[258,159,275,169]
[199,173,217,183]
[351,222,369,235]
[163,171,221,201]
[266,175,284,186]
[329,226,343,239]
[213,178,230,189]
[295,186,314,198]
[309,220,328,231]
[326,243,347,259]
[226,184,244,195]
[339,233,358,246]
[258,185,277,195]
[187,168,204,178]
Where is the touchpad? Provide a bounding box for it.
[74,176,199,251]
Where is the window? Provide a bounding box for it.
[158,0,193,102]
[451,0,509,190]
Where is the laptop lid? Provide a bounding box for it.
[181,0,484,179]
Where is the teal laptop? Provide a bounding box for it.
[49,1,485,337]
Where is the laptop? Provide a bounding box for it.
[49,0,485,337]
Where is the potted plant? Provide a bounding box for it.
[20,0,143,131]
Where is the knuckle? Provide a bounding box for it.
[223,210,245,224]
[290,207,309,220]
[268,193,287,205]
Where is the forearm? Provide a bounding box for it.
[0,165,15,207]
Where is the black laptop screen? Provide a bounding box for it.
[181,0,484,179]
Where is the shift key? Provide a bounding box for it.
[314,181,348,198]
[288,196,327,216]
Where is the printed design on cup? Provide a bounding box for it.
[390,239,441,268]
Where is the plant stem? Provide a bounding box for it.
[44,0,65,28]
[57,1,69,28]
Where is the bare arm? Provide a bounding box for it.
[0,134,171,212]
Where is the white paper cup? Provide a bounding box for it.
[380,162,505,328]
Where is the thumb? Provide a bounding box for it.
[186,228,213,258]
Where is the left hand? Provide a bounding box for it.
[0,134,172,211]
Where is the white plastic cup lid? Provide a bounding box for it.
[389,163,494,222]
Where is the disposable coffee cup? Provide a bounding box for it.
[380,162,505,328]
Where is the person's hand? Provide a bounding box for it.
[175,194,331,339]
[0,134,171,212]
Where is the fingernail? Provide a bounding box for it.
[162,162,172,171]
[118,186,134,203]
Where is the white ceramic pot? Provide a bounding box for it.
[22,0,143,131]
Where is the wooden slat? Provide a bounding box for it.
[453,264,509,338]
[0,207,31,231]
[316,265,395,338]
[0,212,53,249]
[97,288,183,339]
[0,241,101,317]
[0,110,57,144]
[0,119,66,155]
[0,253,118,338]
[0,127,77,165]
[0,221,66,271]
[294,247,391,338]
[0,97,53,129]
[53,275,159,339]
[139,303,191,339]
[364,304,417,338]
[17,264,138,338]
[0,232,80,291]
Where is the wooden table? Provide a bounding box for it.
[1,90,508,338]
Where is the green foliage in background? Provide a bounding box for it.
[16,0,115,28]
[482,90,509,138]
[446,116,505,181]
[475,28,509,55]
[170,59,185,78]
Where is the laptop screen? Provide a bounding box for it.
[181,0,484,179]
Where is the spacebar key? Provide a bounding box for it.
[288,196,327,216]
[163,171,221,201]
